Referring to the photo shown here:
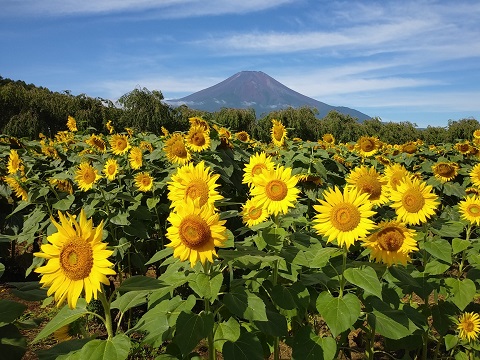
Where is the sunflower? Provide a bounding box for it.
[140,141,154,153]
[249,165,300,216]
[164,133,192,165]
[4,176,28,201]
[458,312,480,342]
[322,133,335,144]
[167,161,223,208]
[402,142,417,155]
[34,210,116,309]
[161,126,170,137]
[312,186,376,249]
[49,178,74,195]
[109,134,130,155]
[106,120,114,134]
[235,131,251,142]
[188,116,210,132]
[7,149,22,174]
[432,162,459,183]
[66,116,78,132]
[75,162,101,191]
[345,166,388,206]
[459,196,480,225]
[243,152,276,187]
[166,198,227,267]
[355,136,380,157]
[86,134,106,152]
[362,221,418,266]
[455,141,472,155]
[134,172,154,192]
[383,164,412,193]
[474,130,480,139]
[241,198,269,227]
[271,119,287,147]
[128,146,143,170]
[103,158,119,181]
[389,177,439,225]
[125,127,134,137]
[185,125,211,152]
[470,163,480,187]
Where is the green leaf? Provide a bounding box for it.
[369,306,417,340]
[110,290,150,313]
[431,221,464,238]
[117,275,163,293]
[423,238,452,263]
[214,317,241,351]
[255,305,288,337]
[61,334,131,360]
[445,278,477,310]
[33,299,88,343]
[52,195,75,211]
[146,197,160,210]
[316,292,361,337]
[0,299,27,326]
[431,301,457,336]
[445,334,458,351]
[261,227,286,251]
[172,312,214,357]
[223,287,268,322]
[109,211,130,226]
[37,338,92,360]
[424,260,451,275]
[145,248,173,265]
[188,272,223,301]
[344,266,383,299]
[452,238,471,255]
[290,326,336,360]
[0,323,27,360]
[222,330,264,360]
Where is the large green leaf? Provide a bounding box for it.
[0,299,26,326]
[445,278,476,310]
[214,317,241,351]
[0,323,27,360]
[110,290,150,313]
[452,238,471,255]
[222,330,264,360]
[116,275,163,293]
[53,195,75,211]
[188,272,223,302]
[172,311,214,357]
[223,287,268,322]
[57,334,131,360]
[290,326,336,360]
[423,238,452,264]
[145,248,173,265]
[344,266,383,299]
[37,338,92,360]
[316,292,361,337]
[369,302,418,340]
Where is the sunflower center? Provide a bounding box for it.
[402,188,425,213]
[361,139,374,152]
[179,215,211,249]
[467,204,480,217]
[116,140,127,150]
[107,164,116,175]
[266,179,288,201]
[192,132,206,147]
[464,320,475,332]
[172,141,188,157]
[60,238,94,281]
[185,179,209,206]
[403,144,417,154]
[248,207,262,220]
[356,177,382,200]
[141,176,151,186]
[436,164,455,178]
[252,164,266,176]
[83,169,95,184]
[377,227,404,251]
[273,126,284,141]
[330,203,361,232]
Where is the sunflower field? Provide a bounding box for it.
[2,116,480,360]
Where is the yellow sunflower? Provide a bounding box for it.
[188,116,210,132]
[7,149,22,174]
[106,120,114,134]
[4,176,28,201]
[432,162,459,183]
[235,131,251,143]
[345,166,388,206]
[140,141,154,153]
[185,125,211,152]
[164,133,192,164]
[312,186,376,249]
[459,196,480,226]
[134,172,154,192]
[85,134,106,152]
[383,163,412,193]
[402,142,417,155]
[249,165,300,216]
[241,198,270,227]
[362,221,418,266]
[49,178,74,195]
[271,119,287,147]
[128,146,143,170]
[242,152,275,187]
[109,134,130,155]
[470,163,480,187]
[322,133,335,144]
[474,130,480,139]
[166,198,227,267]
[167,161,223,208]
[66,116,78,132]
[458,312,480,342]
[355,136,380,157]
[75,162,101,191]
[34,209,116,309]
[455,141,472,155]
[103,158,119,181]
[389,177,439,225]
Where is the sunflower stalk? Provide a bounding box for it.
[98,288,114,339]
[203,261,216,360]
[458,223,472,278]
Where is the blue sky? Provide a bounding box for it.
[1,0,479,128]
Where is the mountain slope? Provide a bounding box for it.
[166,71,370,121]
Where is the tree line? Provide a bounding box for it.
[1,75,478,144]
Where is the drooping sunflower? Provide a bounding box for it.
[432,162,459,183]
[85,134,106,152]
[103,158,119,181]
[75,162,101,191]
[34,209,116,309]
[345,166,388,206]
[457,312,480,342]
[164,133,192,165]
[185,125,211,152]
[188,116,210,132]
[242,152,276,187]
[4,176,28,201]
[166,198,227,267]
[241,198,270,227]
[7,149,22,174]
[402,141,417,155]
[66,116,78,132]
[167,161,223,208]
[389,177,439,225]
[469,163,480,188]
[312,186,376,249]
[355,136,380,157]
[49,178,74,195]
[271,119,287,147]
[250,165,300,216]
[128,146,143,170]
[109,134,130,155]
[134,172,154,192]
[459,196,480,226]
[362,220,418,266]
[383,163,412,193]
[106,120,114,134]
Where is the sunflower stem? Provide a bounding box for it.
[203,261,216,360]
[98,288,114,339]
[459,223,472,278]
[273,259,280,360]
[339,246,347,298]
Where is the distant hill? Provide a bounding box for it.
[165,71,371,121]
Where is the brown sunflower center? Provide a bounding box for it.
[458,144,470,153]
[107,164,116,175]
[273,126,284,141]
[266,179,288,201]
[172,141,188,158]
[464,320,475,332]
[237,132,249,141]
[185,179,209,206]
[435,164,456,178]
[252,164,266,176]
[403,144,417,154]
[248,207,263,220]
[83,168,95,184]
[361,139,375,152]
[191,132,206,147]
[179,215,211,249]
[116,139,127,150]
[60,238,93,281]
[402,188,425,213]
[377,227,404,251]
[467,204,480,217]
[356,176,382,200]
[141,175,151,187]
[330,202,361,232]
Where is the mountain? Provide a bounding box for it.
[165,71,370,121]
